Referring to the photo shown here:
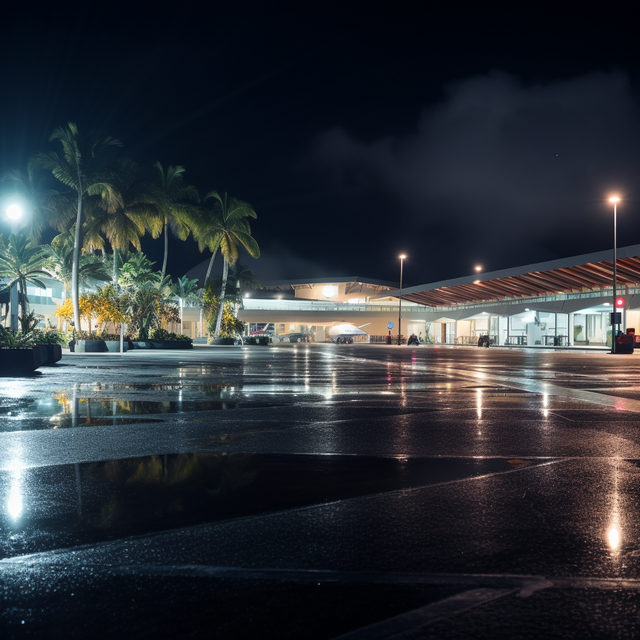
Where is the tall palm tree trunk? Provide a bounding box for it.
[204,247,219,284]
[201,247,219,336]
[113,248,118,286]
[72,192,83,331]
[214,259,229,339]
[19,276,28,324]
[161,221,169,281]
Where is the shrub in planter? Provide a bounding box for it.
[74,331,107,353]
[0,327,41,374]
[100,333,128,352]
[149,328,170,341]
[29,329,65,364]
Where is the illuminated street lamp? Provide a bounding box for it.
[398,254,406,345]
[474,265,482,273]
[3,203,23,332]
[6,204,23,221]
[609,197,620,353]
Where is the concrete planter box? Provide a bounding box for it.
[104,340,128,353]
[0,347,41,374]
[133,341,154,349]
[76,339,107,353]
[151,340,193,349]
[35,344,48,365]
[44,344,63,364]
[213,338,235,345]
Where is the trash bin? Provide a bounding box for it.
[615,331,635,354]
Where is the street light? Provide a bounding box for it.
[398,254,406,345]
[610,196,620,354]
[6,204,23,221]
[3,203,23,332]
[474,265,482,273]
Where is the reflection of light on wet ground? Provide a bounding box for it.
[607,525,621,550]
[5,444,25,522]
[606,458,623,556]
[476,388,483,420]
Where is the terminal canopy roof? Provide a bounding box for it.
[390,245,640,307]
[260,276,396,294]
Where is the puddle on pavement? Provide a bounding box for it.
[0,453,547,558]
[0,382,329,431]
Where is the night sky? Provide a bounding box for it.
[2,3,639,286]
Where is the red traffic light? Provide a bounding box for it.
[615,297,626,308]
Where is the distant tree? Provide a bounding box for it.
[0,232,49,327]
[29,123,123,330]
[83,158,159,284]
[229,262,260,296]
[200,192,259,339]
[42,230,112,302]
[149,162,200,281]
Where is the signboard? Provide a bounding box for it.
[387,322,394,330]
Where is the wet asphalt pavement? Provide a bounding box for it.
[1,343,640,638]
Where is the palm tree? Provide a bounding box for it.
[0,232,49,329]
[83,158,159,284]
[150,162,200,281]
[29,122,123,331]
[229,262,260,296]
[43,231,111,302]
[117,252,161,290]
[0,168,59,245]
[201,192,260,339]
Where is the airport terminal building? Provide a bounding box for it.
[5,244,640,348]
[236,244,640,347]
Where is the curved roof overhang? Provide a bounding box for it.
[386,245,640,307]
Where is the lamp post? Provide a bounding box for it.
[398,254,406,345]
[610,197,620,354]
[4,204,23,332]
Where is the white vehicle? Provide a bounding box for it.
[328,323,370,343]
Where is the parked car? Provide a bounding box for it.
[280,333,311,343]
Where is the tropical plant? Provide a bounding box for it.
[203,285,244,338]
[199,192,259,338]
[82,158,159,284]
[229,262,260,294]
[120,288,178,340]
[0,232,49,327]
[18,310,41,335]
[42,230,111,302]
[29,122,123,331]
[0,326,32,348]
[149,162,200,281]
[118,253,160,290]
[29,328,66,345]
[84,285,127,331]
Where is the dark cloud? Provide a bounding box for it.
[310,71,640,281]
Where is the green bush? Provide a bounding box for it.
[30,329,66,345]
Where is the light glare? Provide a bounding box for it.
[6,204,22,220]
